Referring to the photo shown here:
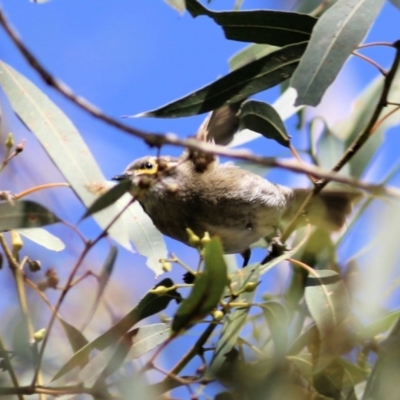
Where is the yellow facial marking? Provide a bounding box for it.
[135,157,158,176]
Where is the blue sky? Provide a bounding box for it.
[0,1,399,391]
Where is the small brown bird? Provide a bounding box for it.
[113,154,360,262]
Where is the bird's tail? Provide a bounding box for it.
[283,189,362,231]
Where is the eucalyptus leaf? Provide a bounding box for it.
[389,0,400,10]
[238,100,290,148]
[0,201,60,231]
[81,180,132,220]
[305,270,350,372]
[229,44,279,71]
[135,42,307,118]
[262,301,290,357]
[185,0,317,46]
[332,66,400,178]
[52,278,179,381]
[0,61,167,275]
[17,227,65,251]
[164,0,186,13]
[172,238,228,333]
[357,309,400,341]
[58,318,89,355]
[85,246,118,324]
[206,263,260,379]
[79,324,170,386]
[292,0,385,106]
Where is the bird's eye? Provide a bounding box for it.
[144,161,154,169]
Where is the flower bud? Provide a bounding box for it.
[10,231,23,253]
[33,328,46,343]
[5,133,14,149]
[150,285,169,296]
[186,228,201,247]
[212,310,224,321]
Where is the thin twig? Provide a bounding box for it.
[30,197,135,386]
[0,335,24,400]
[352,51,387,76]
[357,42,395,49]
[13,183,70,200]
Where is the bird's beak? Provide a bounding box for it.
[112,173,129,181]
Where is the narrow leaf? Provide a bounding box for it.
[0,61,167,275]
[58,317,89,355]
[206,264,260,379]
[238,100,290,148]
[172,238,228,333]
[17,227,65,251]
[0,201,60,231]
[81,180,132,220]
[229,44,280,71]
[262,301,290,356]
[389,0,400,10]
[333,67,400,178]
[357,309,400,341]
[164,0,186,14]
[185,0,317,46]
[305,270,350,372]
[52,278,179,381]
[85,246,118,325]
[292,0,385,106]
[136,42,307,118]
[79,324,170,386]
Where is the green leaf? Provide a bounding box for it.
[172,238,228,333]
[17,227,65,251]
[81,180,132,220]
[229,44,280,71]
[238,100,290,148]
[357,309,400,341]
[262,301,290,356]
[0,61,167,275]
[52,278,178,381]
[287,324,318,356]
[164,0,186,14]
[206,263,260,379]
[310,118,347,173]
[288,353,313,381]
[389,0,400,10]
[336,67,400,179]
[58,317,89,355]
[305,270,350,372]
[79,323,170,386]
[136,42,307,118]
[185,0,317,46]
[85,246,118,325]
[0,201,60,231]
[292,0,385,106]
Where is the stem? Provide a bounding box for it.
[162,322,218,384]
[357,42,395,49]
[31,198,135,386]
[14,183,70,200]
[0,234,46,400]
[352,51,386,76]
[0,335,24,400]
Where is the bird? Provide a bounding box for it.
[113,153,360,264]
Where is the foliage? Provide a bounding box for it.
[0,0,400,399]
